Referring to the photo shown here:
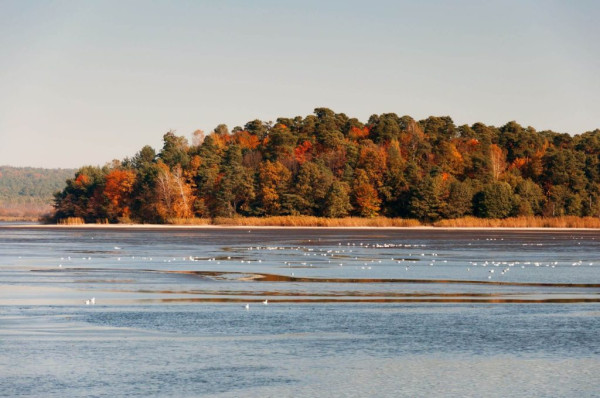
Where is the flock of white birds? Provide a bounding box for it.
[41,238,594,307]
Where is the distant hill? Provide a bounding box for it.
[0,166,75,217]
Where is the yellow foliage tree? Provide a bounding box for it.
[258,160,291,215]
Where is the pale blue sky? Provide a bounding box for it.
[1,0,598,168]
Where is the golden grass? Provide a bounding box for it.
[212,216,422,227]
[434,216,600,228]
[41,215,600,228]
[167,217,213,225]
[56,217,86,225]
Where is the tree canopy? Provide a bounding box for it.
[51,109,600,223]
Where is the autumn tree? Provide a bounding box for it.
[352,169,381,217]
[233,130,260,151]
[356,140,387,190]
[103,169,136,221]
[397,117,430,163]
[154,161,195,221]
[489,144,506,180]
[293,140,313,165]
[257,160,291,215]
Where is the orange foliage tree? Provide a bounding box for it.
[103,169,136,220]
[233,130,260,150]
[352,169,381,217]
[348,126,370,140]
[293,140,313,164]
[357,141,387,189]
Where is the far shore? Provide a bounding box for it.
[2,223,600,231]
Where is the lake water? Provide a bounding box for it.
[1,226,599,397]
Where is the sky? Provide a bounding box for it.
[0,0,599,168]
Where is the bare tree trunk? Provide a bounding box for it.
[490,144,506,180]
[173,166,189,217]
[156,171,173,219]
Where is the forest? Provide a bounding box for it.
[51,108,600,224]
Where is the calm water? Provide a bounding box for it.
[1,226,599,397]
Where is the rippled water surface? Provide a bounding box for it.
[1,226,599,397]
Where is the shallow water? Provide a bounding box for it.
[1,226,599,396]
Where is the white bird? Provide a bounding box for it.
[85,299,90,305]
[263,299,268,305]
[90,297,95,305]
[245,304,250,310]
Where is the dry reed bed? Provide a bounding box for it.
[48,215,600,228]
[56,217,86,225]
[434,216,600,228]
[212,216,422,227]
[166,217,213,225]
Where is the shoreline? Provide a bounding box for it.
[2,223,600,231]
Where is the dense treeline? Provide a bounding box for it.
[52,108,600,223]
[0,166,76,217]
